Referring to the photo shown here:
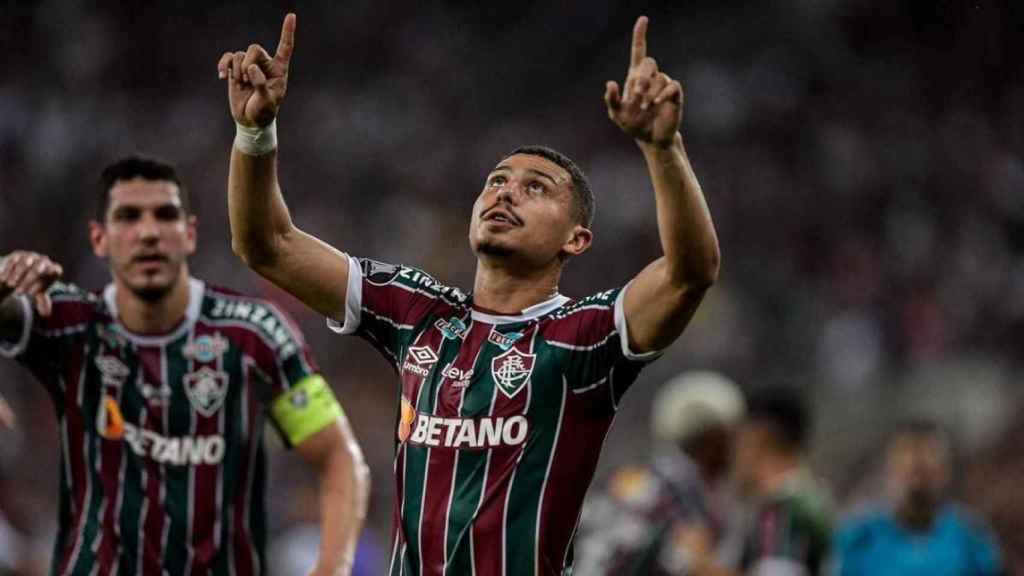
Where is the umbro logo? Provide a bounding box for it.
[403,346,439,378]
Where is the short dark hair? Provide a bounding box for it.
[745,385,810,451]
[97,155,188,221]
[890,417,950,449]
[503,145,594,227]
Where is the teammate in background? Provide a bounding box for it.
[0,156,369,576]
[575,371,745,575]
[831,419,1004,576]
[676,386,832,576]
[219,12,719,576]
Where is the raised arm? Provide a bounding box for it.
[0,251,63,343]
[218,14,351,321]
[604,17,720,354]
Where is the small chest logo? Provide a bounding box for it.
[183,367,229,417]
[183,334,229,363]
[487,329,523,351]
[491,348,535,398]
[95,355,130,388]
[442,364,474,388]
[435,317,468,340]
[403,346,439,378]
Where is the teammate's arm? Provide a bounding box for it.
[294,418,370,576]
[0,251,64,342]
[604,17,720,354]
[218,14,351,321]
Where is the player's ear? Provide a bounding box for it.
[561,225,592,257]
[184,214,198,256]
[89,220,108,258]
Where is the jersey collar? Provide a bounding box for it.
[103,278,205,346]
[469,293,570,325]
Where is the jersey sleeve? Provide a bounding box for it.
[1,283,97,397]
[245,302,343,448]
[543,283,663,413]
[327,255,458,368]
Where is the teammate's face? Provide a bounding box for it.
[469,154,592,266]
[886,434,949,513]
[90,178,196,301]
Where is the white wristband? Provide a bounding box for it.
[234,120,278,156]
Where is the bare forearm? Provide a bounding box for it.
[639,134,720,289]
[314,443,370,576]
[228,147,296,267]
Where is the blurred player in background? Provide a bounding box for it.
[574,371,745,574]
[0,156,369,576]
[832,418,1004,576]
[676,386,832,576]
[219,12,719,576]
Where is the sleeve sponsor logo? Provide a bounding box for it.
[94,355,130,388]
[361,259,402,286]
[402,345,439,377]
[487,329,523,351]
[209,299,300,358]
[97,394,224,465]
[182,333,230,363]
[183,367,230,417]
[404,412,529,449]
[491,348,535,398]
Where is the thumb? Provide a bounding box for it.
[605,81,622,111]
[35,292,52,317]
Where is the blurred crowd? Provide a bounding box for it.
[0,0,1022,574]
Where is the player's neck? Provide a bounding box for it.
[472,258,562,315]
[757,453,802,498]
[114,272,192,335]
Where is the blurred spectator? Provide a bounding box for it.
[832,419,1004,576]
[575,371,746,574]
[676,386,833,576]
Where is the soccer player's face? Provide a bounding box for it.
[469,155,591,265]
[90,178,196,301]
[886,434,949,511]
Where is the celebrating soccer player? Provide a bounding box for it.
[0,156,369,576]
[219,13,719,575]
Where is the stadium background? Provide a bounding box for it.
[0,0,1022,573]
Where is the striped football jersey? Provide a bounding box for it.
[328,256,661,576]
[0,279,320,576]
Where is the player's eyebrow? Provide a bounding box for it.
[491,165,560,188]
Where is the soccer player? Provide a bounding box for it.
[832,419,1004,576]
[674,386,832,576]
[574,371,745,575]
[218,13,719,576]
[0,156,369,576]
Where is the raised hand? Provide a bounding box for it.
[0,251,63,317]
[604,16,684,148]
[218,13,296,127]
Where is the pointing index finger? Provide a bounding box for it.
[275,13,296,63]
[630,16,648,68]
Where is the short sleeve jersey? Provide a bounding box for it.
[0,279,327,576]
[328,256,660,576]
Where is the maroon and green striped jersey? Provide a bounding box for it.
[0,279,320,576]
[328,257,661,576]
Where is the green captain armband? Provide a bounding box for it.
[270,375,344,447]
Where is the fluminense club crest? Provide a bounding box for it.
[490,348,535,398]
[183,367,229,417]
